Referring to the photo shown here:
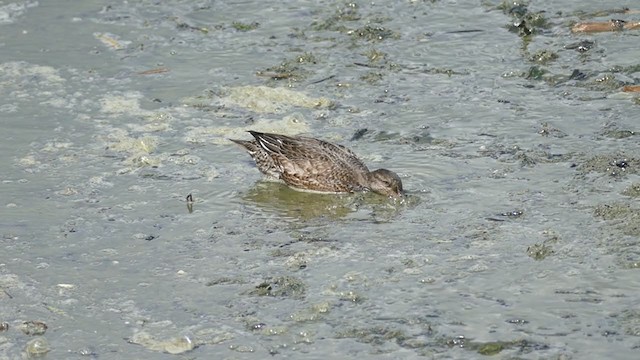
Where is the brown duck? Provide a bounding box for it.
[230,131,403,197]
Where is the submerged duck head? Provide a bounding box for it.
[367,168,404,198]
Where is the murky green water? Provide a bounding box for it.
[2,0,640,358]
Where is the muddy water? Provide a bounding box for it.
[1,0,639,359]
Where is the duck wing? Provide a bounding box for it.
[249,131,370,192]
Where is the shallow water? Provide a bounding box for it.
[2,0,640,359]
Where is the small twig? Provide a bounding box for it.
[1,288,12,299]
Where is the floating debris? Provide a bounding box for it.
[525,66,546,80]
[18,320,48,336]
[225,85,332,113]
[529,49,558,64]
[527,243,555,260]
[186,193,194,213]
[477,342,504,355]
[249,276,306,299]
[487,210,524,221]
[231,21,259,31]
[256,52,317,82]
[137,67,170,75]
[25,337,50,356]
[501,0,549,38]
[565,40,595,52]
[43,303,71,318]
[129,332,196,354]
[572,19,640,33]
[94,32,130,50]
[1,288,12,299]
[174,19,209,33]
[502,210,524,217]
[348,25,399,41]
[622,183,640,197]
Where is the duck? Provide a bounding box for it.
[230,131,403,197]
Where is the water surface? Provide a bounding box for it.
[1,0,640,358]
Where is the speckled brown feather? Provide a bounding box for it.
[230,131,404,197]
[228,138,280,179]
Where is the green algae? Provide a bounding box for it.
[529,50,558,65]
[594,203,634,221]
[336,326,408,344]
[231,21,260,31]
[311,2,360,31]
[477,342,504,355]
[527,230,559,260]
[579,155,638,177]
[602,129,636,139]
[527,243,555,260]
[622,183,640,198]
[257,52,318,82]
[348,25,399,41]
[525,66,546,80]
[594,203,640,238]
[249,276,307,299]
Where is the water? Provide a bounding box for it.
[1,0,640,358]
